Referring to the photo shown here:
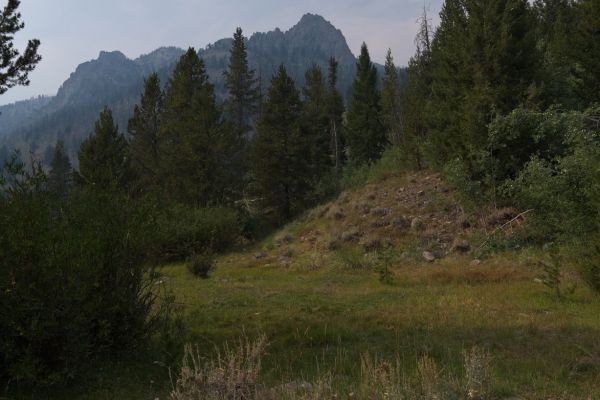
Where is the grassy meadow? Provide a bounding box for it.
[43,173,600,399]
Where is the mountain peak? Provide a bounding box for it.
[97,50,128,62]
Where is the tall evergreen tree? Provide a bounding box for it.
[381,49,402,146]
[128,72,163,193]
[223,27,259,137]
[0,0,41,95]
[325,57,345,173]
[302,64,330,182]
[75,107,130,189]
[345,43,386,165]
[253,65,308,222]
[426,0,538,169]
[160,48,237,205]
[400,7,433,169]
[572,0,600,105]
[47,140,72,198]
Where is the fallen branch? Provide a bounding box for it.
[476,209,534,253]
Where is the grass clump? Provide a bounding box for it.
[187,253,216,279]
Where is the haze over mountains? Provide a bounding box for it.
[0,14,402,164]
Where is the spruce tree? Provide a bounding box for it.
[75,107,130,189]
[400,7,433,169]
[47,140,72,198]
[253,65,308,222]
[302,64,330,183]
[223,27,259,137]
[572,0,600,105]
[128,72,163,193]
[426,0,537,169]
[325,57,345,173]
[160,48,237,205]
[345,43,386,165]
[0,0,41,95]
[381,49,402,146]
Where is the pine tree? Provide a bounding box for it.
[572,0,600,105]
[223,27,259,137]
[302,64,330,183]
[160,48,237,205]
[0,0,41,95]
[400,7,433,169]
[325,57,345,174]
[128,72,163,193]
[426,0,537,169]
[345,43,386,165]
[253,65,308,222]
[381,49,402,146]
[75,107,130,189]
[47,140,72,198]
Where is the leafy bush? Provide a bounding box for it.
[187,253,216,279]
[0,158,166,385]
[155,205,240,261]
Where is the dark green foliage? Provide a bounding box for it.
[128,72,163,194]
[154,205,239,262]
[399,8,432,169]
[426,0,538,171]
[504,108,600,242]
[223,27,259,137]
[571,0,600,104]
[46,140,72,198]
[159,48,239,205]
[326,57,345,174]
[187,252,216,279]
[253,65,308,223]
[75,107,131,190]
[0,0,41,95]
[302,64,332,192]
[380,49,402,146]
[345,43,386,165]
[0,159,161,384]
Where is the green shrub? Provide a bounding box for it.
[187,253,216,279]
[0,158,167,385]
[155,205,240,261]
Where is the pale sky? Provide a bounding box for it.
[2,0,443,105]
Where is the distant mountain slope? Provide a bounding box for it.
[0,14,403,163]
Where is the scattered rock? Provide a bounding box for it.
[254,252,267,260]
[327,207,345,220]
[411,217,426,232]
[371,219,391,229]
[470,259,482,266]
[274,233,293,246]
[392,216,411,231]
[361,237,382,252]
[371,207,390,217]
[422,251,437,262]
[341,228,362,242]
[451,238,471,253]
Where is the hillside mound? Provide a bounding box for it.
[238,171,523,271]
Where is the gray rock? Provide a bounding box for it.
[451,239,471,253]
[411,217,426,232]
[254,252,267,260]
[422,251,436,262]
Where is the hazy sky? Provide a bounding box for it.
[2,0,443,105]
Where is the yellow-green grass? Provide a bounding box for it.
[43,172,600,399]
